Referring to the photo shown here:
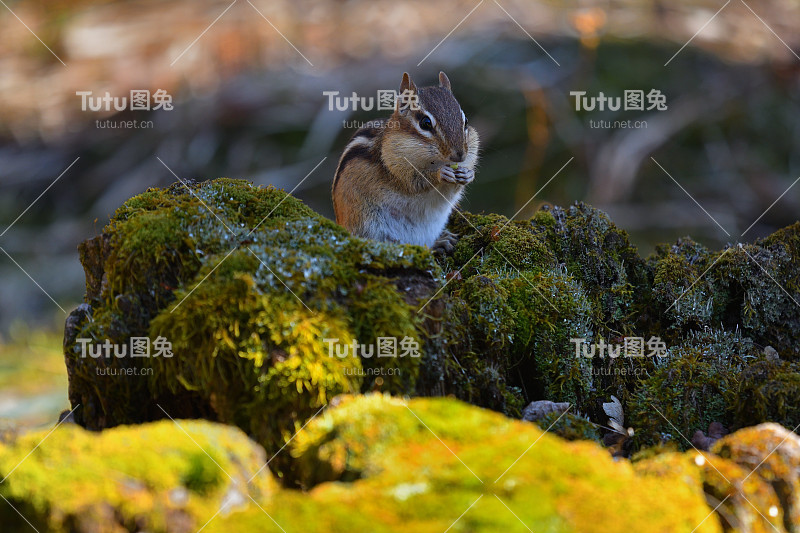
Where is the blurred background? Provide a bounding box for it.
[1,0,799,427]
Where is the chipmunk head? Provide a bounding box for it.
[384,71,471,172]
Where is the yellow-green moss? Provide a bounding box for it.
[8,397,798,532]
[214,394,719,533]
[65,179,800,467]
[634,451,783,533]
[65,179,440,479]
[0,420,274,533]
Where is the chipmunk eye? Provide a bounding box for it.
[464,117,468,129]
[419,116,433,131]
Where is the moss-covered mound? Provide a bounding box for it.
[7,396,798,532]
[0,419,274,533]
[64,179,800,466]
[221,394,721,532]
[0,395,723,533]
[65,179,439,474]
[440,205,800,446]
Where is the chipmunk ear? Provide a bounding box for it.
[397,72,418,113]
[438,71,452,91]
[400,72,417,94]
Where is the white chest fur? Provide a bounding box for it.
[376,185,463,247]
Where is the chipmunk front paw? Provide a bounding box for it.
[432,229,459,255]
[453,166,474,185]
[439,165,474,185]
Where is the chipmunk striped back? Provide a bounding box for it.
[332,120,385,199]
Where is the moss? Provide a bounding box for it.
[628,329,755,447]
[650,226,800,357]
[222,394,719,533]
[651,238,715,330]
[0,420,274,533]
[435,203,651,422]
[634,451,783,533]
[627,327,800,450]
[734,359,800,429]
[66,179,800,466]
[65,179,441,481]
[535,411,602,443]
[8,398,798,532]
[712,424,800,531]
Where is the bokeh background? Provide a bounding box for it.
[1,0,799,427]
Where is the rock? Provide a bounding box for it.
[219,394,719,532]
[692,421,728,451]
[635,423,800,533]
[63,179,440,478]
[765,345,781,362]
[713,423,800,531]
[63,179,800,465]
[534,410,602,443]
[4,394,798,532]
[57,409,76,424]
[635,449,783,533]
[0,419,275,533]
[521,400,570,422]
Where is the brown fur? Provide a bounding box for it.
[332,72,479,247]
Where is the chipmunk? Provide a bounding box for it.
[332,71,479,253]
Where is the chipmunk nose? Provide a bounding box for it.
[450,150,464,162]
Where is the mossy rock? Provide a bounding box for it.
[64,179,439,477]
[4,395,798,532]
[712,423,800,531]
[214,394,719,533]
[634,451,784,533]
[64,179,800,465]
[0,419,274,533]
[649,226,800,356]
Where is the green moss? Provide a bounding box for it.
[535,411,602,442]
[0,420,274,533]
[651,238,715,329]
[218,394,719,533]
[434,203,650,421]
[628,329,757,447]
[734,359,800,429]
[65,179,441,480]
[65,179,800,467]
[650,227,800,357]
